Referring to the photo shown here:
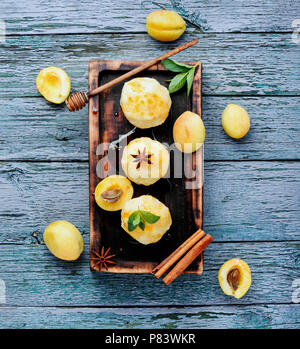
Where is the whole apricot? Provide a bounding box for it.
[218,258,252,299]
[222,104,250,139]
[43,221,84,261]
[173,111,206,153]
[146,10,186,42]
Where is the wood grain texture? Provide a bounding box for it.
[0,161,298,244]
[0,0,299,329]
[88,60,203,274]
[0,97,299,161]
[0,0,299,34]
[0,304,299,329]
[0,242,299,306]
[1,33,299,98]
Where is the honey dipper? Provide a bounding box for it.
[65,38,198,112]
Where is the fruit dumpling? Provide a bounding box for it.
[121,137,169,186]
[36,66,71,104]
[120,77,171,129]
[218,258,252,299]
[121,195,172,245]
[95,175,134,211]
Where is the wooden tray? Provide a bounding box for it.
[89,60,203,274]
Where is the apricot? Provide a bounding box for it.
[173,111,206,153]
[146,10,186,42]
[43,220,84,261]
[218,258,252,299]
[222,104,250,139]
[95,175,134,211]
[36,66,71,104]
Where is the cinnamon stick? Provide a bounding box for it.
[163,234,213,286]
[153,229,205,278]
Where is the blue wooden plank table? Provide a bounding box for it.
[0,0,299,329]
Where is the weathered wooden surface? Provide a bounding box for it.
[0,0,299,329]
[0,305,299,329]
[1,34,299,98]
[0,242,299,306]
[0,96,299,161]
[0,162,298,243]
[0,0,298,34]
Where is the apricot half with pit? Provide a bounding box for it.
[218,258,252,299]
[146,10,186,42]
[95,175,134,211]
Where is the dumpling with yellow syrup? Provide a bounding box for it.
[120,77,171,129]
[121,195,172,245]
[121,137,169,186]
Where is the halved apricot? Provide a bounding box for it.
[95,175,134,211]
[36,66,71,104]
[218,258,252,299]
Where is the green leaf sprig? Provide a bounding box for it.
[162,59,201,96]
[128,210,160,232]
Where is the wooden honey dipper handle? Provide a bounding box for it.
[65,38,198,112]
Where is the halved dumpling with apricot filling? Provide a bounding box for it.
[218,258,251,299]
[95,175,134,211]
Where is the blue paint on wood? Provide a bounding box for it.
[0,0,299,329]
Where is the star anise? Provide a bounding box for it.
[131,147,153,169]
[90,246,116,271]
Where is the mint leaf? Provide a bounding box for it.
[162,59,192,73]
[163,60,201,95]
[139,219,145,231]
[128,211,140,232]
[187,66,196,96]
[187,62,201,96]
[128,210,160,232]
[140,210,160,224]
[168,71,189,94]
[132,213,141,226]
